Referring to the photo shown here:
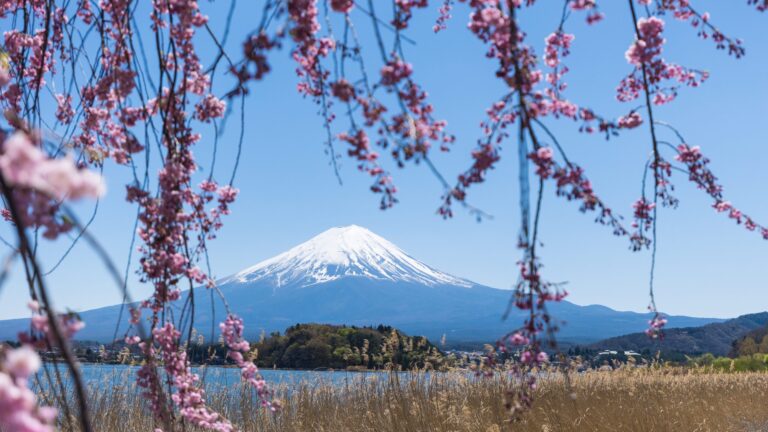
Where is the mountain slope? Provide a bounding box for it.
[0,225,724,344]
[589,312,768,356]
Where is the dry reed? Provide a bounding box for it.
[43,367,768,432]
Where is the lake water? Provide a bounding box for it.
[36,363,427,392]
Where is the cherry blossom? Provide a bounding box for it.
[220,315,279,411]
[645,313,668,339]
[0,345,55,432]
[570,0,604,24]
[0,132,105,201]
[618,16,708,105]
[617,112,643,129]
[434,0,454,32]
[331,0,354,13]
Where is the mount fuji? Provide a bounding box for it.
[224,225,475,289]
[0,225,723,345]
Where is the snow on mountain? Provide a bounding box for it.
[225,225,474,288]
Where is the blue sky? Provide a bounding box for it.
[0,1,766,320]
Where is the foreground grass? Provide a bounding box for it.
[48,368,768,431]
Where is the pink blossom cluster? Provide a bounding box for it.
[530,95,579,120]
[376,55,453,182]
[126,2,235,320]
[118,2,255,427]
[654,0,744,57]
[576,108,621,137]
[151,0,210,95]
[330,79,356,102]
[617,111,643,129]
[507,332,530,347]
[447,2,626,221]
[619,16,708,105]
[674,144,768,239]
[29,313,84,346]
[674,145,717,194]
[492,256,566,420]
[388,82,453,164]
[519,349,548,365]
[329,1,616,223]
[499,328,552,374]
[543,32,573,69]
[0,1,48,18]
[338,130,397,209]
[0,131,105,239]
[0,191,70,240]
[528,147,554,179]
[3,29,52,90]
[569,0,604,24]
[543,32,575,107]
[0,132,105,201]
[55,94,74,124]
[625,17,665,66]
[748,0,768,11]
[515,261,568,311]
[17,301,85,349]
[651,159,678,209]
[281,0,451,219]
[129,168,230,305]
[465,2,539,93]
[483,98,517,137]
[326,75,404,209]
[440,97,513,218]
[645,313,667,339]
[360,98,387,127]
[440,141,499,218]
[380,58,413,86]
[152,323,234,431]
[446,104,624,225]
[136,346,167,424]
[629,198,655,250]
[393,0,429,29]
[287,0,333,98]
[540,28,579,119]
[439,155,493,218]
[552,164,628,236]
[0,345,56,432]
[433,0,454,32]
[231,33,281,96]
[330,0,354,13]
[195,95,226,123]
[72,0,146,165]
[220,315,279,411]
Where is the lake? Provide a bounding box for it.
[35,363,432,393]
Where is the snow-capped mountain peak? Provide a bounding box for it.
[227,225,473,288]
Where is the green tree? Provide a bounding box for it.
[250,323,449,369]
[758,334,768,354]
[282,340,332,369]
[691,353,715,366]
[740,337,759,356]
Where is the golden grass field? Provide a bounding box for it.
[47,367,768,432]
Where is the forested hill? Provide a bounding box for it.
[251,324,450,370]
[588,312,768,357]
